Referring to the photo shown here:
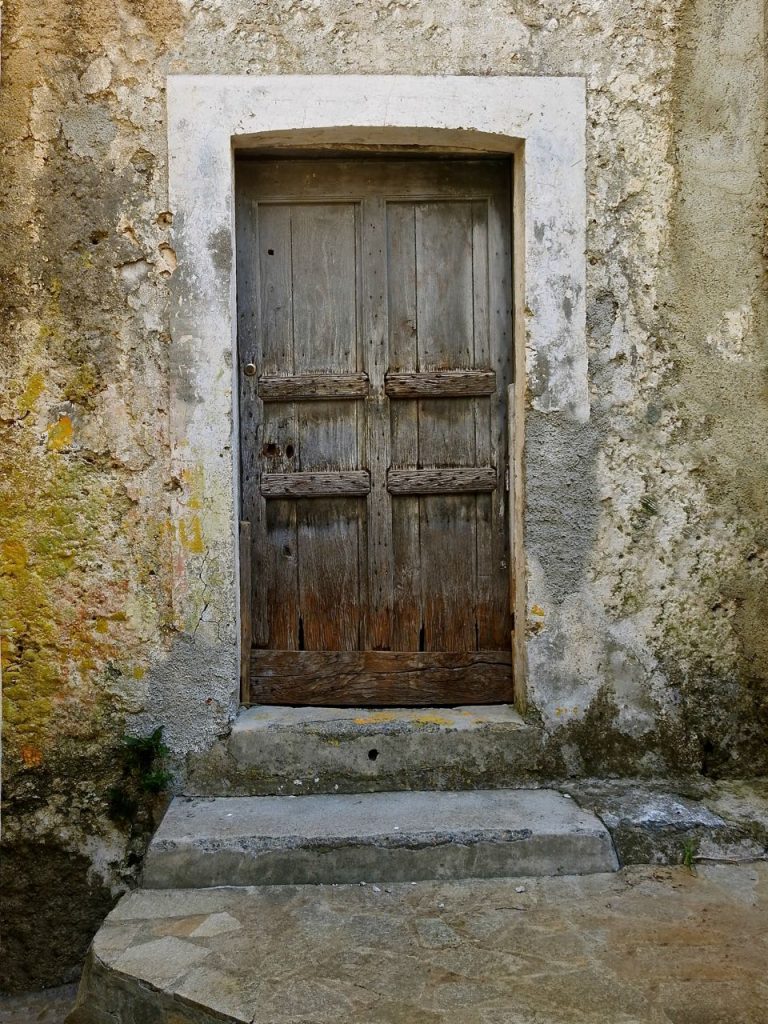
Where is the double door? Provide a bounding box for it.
[237,158,513,705]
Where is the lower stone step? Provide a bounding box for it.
[142,789,618,888]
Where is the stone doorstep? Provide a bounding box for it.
[142,789,619,888]
[186,704,545,797]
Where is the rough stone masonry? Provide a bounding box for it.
[1,0,766,991]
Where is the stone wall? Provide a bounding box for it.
[1,0,766,990]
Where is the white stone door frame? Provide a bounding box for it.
[166,75,587,717]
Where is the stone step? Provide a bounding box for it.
[186,704,544,796]
[142,789,618,888]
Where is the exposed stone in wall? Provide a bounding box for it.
[1,0,766,990]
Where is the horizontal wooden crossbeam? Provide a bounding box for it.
[258,373,369,401]
[387,467,497,495]
[385,370,496,398]
[257,371,496,401]
[249,649,513,706]
[261,471,371,498]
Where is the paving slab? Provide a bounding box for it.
[186,705,544,796]
[69,864,768,1024]
[142,789,617,887]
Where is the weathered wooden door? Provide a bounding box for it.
[237,158,513,706]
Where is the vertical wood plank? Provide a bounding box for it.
[290,203,358,373]
[236,173,269,647]
[257,203,300,649]
[387,202,421,651]
[415,201,477,651]
[290,203,363,650]
[479,195,513,649]
[296,498,362,650]
[488,172,515,653]
[239,520,252,702]
[263,498,300,648]
[354,203,370,652]
[362,195,394,650]
[471,199,497,648]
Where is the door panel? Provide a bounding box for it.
[236,158,513,705]
[289,203,359,373]
[296,497,364,651]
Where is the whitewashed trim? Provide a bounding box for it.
[165,74,587,695]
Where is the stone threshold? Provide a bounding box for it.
[235,703,527,731]
[186,704,545,796]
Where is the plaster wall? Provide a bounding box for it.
[1,0,766,990]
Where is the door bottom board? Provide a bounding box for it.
[249,649,513,707]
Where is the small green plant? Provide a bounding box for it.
[121,727,172,792]
[681,838,698,870]
[108,726,171,823]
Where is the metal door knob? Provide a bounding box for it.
[243,363,257,376]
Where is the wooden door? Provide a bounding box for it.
[236,158,513,706]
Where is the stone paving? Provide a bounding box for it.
[0,985,78,1024]
[68,864,768,1023]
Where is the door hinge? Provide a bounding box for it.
[505,467,510,492]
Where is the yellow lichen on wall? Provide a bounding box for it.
[178,516,205,554]
[47,414,74,451]
[0,363,149,758]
